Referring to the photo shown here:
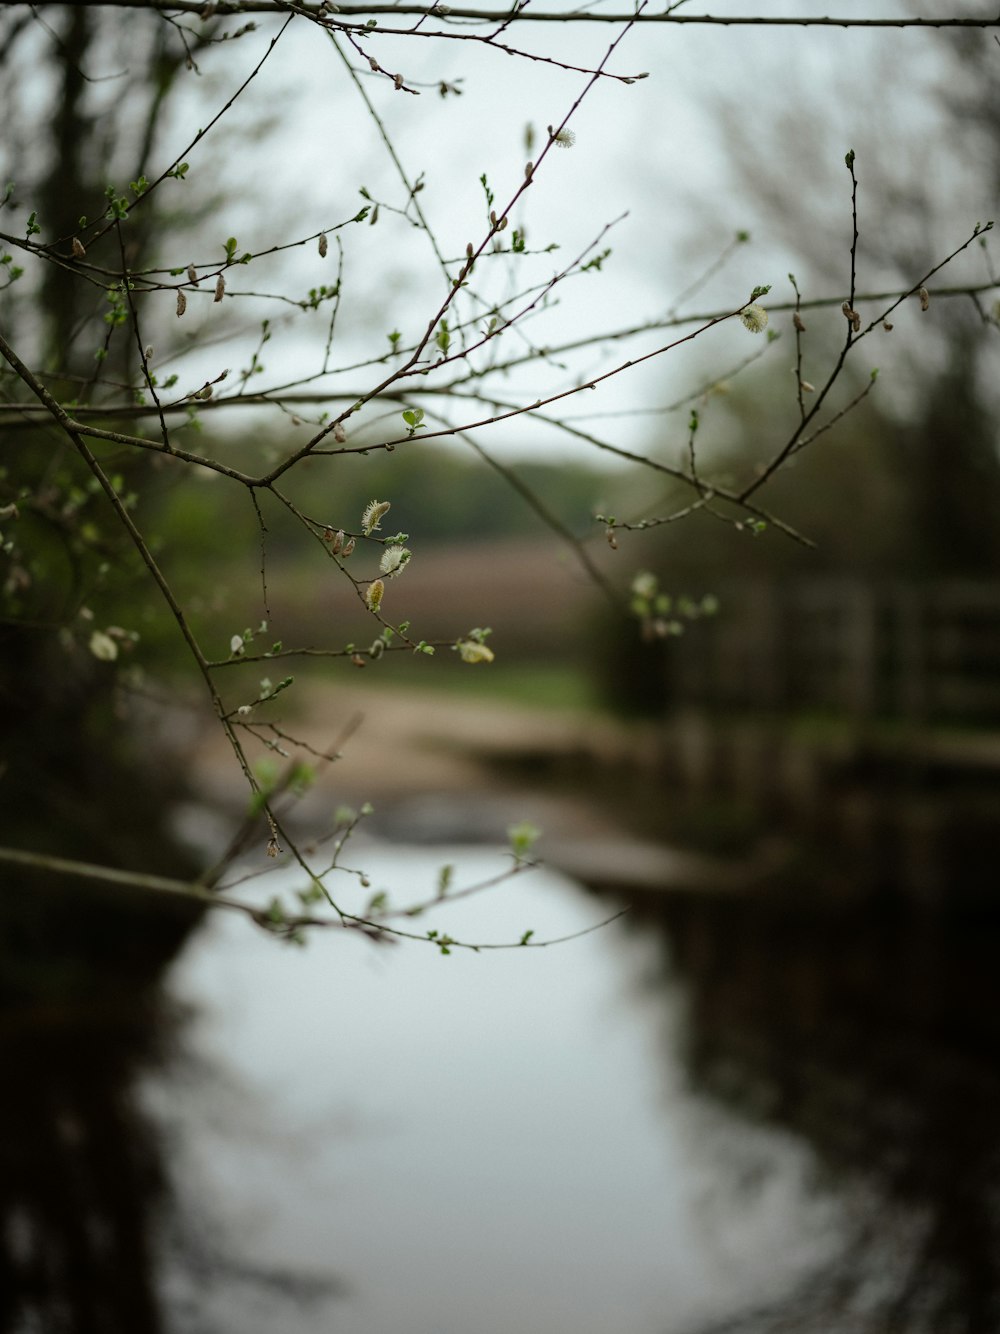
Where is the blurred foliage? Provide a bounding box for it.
[606,339,1000,586]
[591,311,1000,716]
[275,440,607,544]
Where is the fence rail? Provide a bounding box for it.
[668,580,1000,725]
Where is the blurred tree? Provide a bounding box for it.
[0,7,211,874]
[591,10,1000,714]
[889,324,1000,578]
[693,8,1000,581]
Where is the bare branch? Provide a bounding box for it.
[39,3,1000,28]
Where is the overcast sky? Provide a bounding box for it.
[8,2,997,463]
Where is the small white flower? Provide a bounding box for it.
[631,571,658,600]
[740,303,768,334]
[89,630,118,662]
[379,545,411,577]
[362,499,391,536]
[230,634,245,656]
[552,128,575,148]
[456,640,495,664]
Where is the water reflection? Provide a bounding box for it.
[0,881,343,1334]
[0,881,194,1334]
[7,851,999,1333]
[153,850,837,1334]
[633,896,1000,1334]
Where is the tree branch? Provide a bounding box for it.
[41,3,1000,28]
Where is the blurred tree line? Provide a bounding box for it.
[596,20,1000,712]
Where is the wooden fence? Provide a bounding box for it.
[666,580,1000,725]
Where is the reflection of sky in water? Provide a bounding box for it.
[149,847,841,1334]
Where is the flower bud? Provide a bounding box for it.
[72,237,86,259]
[176,290,187,318]
[214,274,225,303]
[366,579,385,612]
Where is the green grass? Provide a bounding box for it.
[360,655,601,711]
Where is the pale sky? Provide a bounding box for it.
[133,0,996,465]
[7,3,997,462]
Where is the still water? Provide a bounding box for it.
[146,847,837,1334]
[6,843,1000,1332]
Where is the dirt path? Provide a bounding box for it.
[196,679,628,823]
[189,681,762,893]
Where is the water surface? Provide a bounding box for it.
[149,846,838,1334]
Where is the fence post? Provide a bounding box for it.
[846,583,879,721]
[895,584,928,725]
